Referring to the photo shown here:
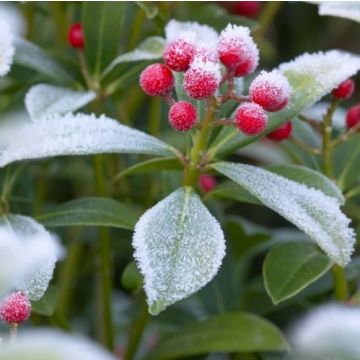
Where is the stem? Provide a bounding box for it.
[124,296,150,360]
[93,155,114,350]
[289,136,322,155]
[331,121,360,147]
[183,98,217,187]
[331,265,349,301]
[10,323,17,342]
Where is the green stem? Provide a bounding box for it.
[124,295,150,360]
[93,155,114,350]
[321,100,349,301]
[331,265,349,301]
[183,98,217,187]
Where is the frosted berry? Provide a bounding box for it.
[234,41,259,77]
[0,292,31,325]
[139,64,174,97]
[266,121,292,141]
[250,70,291,112]
[163,39,196,72]
[199,174,217,193]
[218,24,257,68]
[232,1,261,17]
[332,79,355,100]
[235,102,268,136]
[346,104,360,130]
[68,23,84,49]
[183,57,221,100]
[168,101,197,131]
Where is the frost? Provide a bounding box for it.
[279,50,360,108]
[25,84,96,120]
[291,304,360,359]
[212,162,355,266]
[318,2,360,23]
[0,330,116,360]
[133,187,226,315]
[0,113,175,167]
[0,21,15,76]
[0,4,26,36]
[165,19,218,51]
[0,215,63,300]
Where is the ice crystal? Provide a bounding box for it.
[165,19,218,51]
[0,215,63,300]
[0,330,116,360]
[318,2,360,23]
[133,187,226,315]
[279,50,360,107]
[291,304,360,360]
[25,84,96,120]
[0,21,15,76]
[0,113,175,167]
[212,162,355,266]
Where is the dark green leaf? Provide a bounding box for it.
[263,242,332,304]
[121,261,143,292]
[31,286,59,316]
[37,197,139,230]
[145,312,288,360]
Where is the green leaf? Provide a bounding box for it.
[37,197,139,230]
[114,157,182,181]
[209,50,360,157]
[145,312,288,360]
[133,187,225,315]
[121,261,143,292]
[31,286,59,316]
[212,162,355,266]
[263,242,332,305]
[82,2,129,78]
[103,36,165,78]
[13,37,75,85]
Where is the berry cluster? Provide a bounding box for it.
[139,23,292,136]
[0,291,31,326]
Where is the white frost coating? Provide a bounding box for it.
[0,215,63,300]
[133,187,226,315]
[25,84,96,120]
[318,2,360,23]
[165,19,218,51]
[292,304,360,359]
[0,330,116,360]
[0,113,174,167]
[189,56,221,82]
[213,162,355,266]
[279,50,360,108]
[0,21,15,76]
[0,4,26,36]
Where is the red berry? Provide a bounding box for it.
[163,39,196,72]
[199,174,217,193]
[139,64,174,97]
[183,58,221,100]
[218,24,257,68]
[332,79,355,100]
[0,292,31,325]
[235,102,268,136]
[250,71,291,112]
[68,23,84,49]
[346,104,360,130]
[266,121,292,141]
[168,101,197,131]
[234,42,259,77]
[232,1,261,17]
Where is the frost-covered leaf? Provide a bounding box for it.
[0,215,63,300]
[0,330,116,360]
[292,305,360,360]
[25,84,96,120]
[103,36,165,77]
[212,162,355,266]
[318,1,360,23]
[133,187,226,315]
[0,113,176,167]
[263,242,332,304]
[210,50,360,156]
[0,21,15,76]
[0,4,26,37]
[13,37,75,84]
[145,312,288,360]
